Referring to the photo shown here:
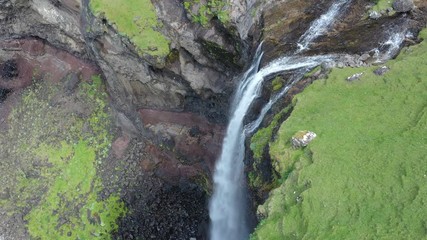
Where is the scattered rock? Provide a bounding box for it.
[346,72,364,81]
[0,59,18,80]
[369,11,382,20]
[392,0,414,13]
[112,135,131,158]
[291,131,317,148]
[359,53,371,61]
[63,72,80,94]
[373,66,390,75]
[0,88,10,103]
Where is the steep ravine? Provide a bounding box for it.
[0,0,426,239]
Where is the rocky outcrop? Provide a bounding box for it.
[393,0,415,12]
[0,39,98,91]
[291,130,317,148]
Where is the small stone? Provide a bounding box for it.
[291,130,317,148]
[64,72,80,93]
[373,66,390,76]
[359,53,371,62]
[346,72,364,81]
[369,11,381,20]
[392,0,414,12]
[0,59,18,79]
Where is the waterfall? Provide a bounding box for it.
[244,69,307,134]
[209,1,349,240]
[297,0,351,52]
[374,31,407,62]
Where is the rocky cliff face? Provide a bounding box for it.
[0,0,426,239]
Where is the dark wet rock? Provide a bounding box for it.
[0,59,18,79]
[102,138,209,240]
[393,0,415,13]
[63,72,80,93]
[0,88,10,102]
[139,109,225,171]
[115,184,208,240]
[309,16,418,55]
[374,66,391,75]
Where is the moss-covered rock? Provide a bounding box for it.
[0,75,126,239]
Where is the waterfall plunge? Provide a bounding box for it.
[209,1,350,240]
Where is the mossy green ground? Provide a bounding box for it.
[371,0,393,13]
[252,30,427,239]
[183,0,230,26]
[90,0,170,57]
[249,105,292,189]
[0,75,125,239]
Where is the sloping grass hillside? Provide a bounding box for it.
[252,29,427,239]
[90,0,170,57]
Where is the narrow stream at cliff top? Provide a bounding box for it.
[208,1,350,239]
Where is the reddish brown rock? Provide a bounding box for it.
[143,143,202,183]
[139,109,225,172]
[0,38,99,90]
[112,135,131,159]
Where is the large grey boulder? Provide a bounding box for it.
[392,0,414,13]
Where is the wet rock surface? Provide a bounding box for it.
[393,0,415,12]
[100,138,209,240]
[0,59,18,79]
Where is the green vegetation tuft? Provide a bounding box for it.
[249,105,292,188]
[252,29,427,239]
[0,74,126,239]
[26,141,125,239]
[370,0,393,14]
[90,0,170,57]
[183,0,230,26]
[271,76,283,92]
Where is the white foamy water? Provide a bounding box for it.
[374,31,407,62]
[244,70,306,134]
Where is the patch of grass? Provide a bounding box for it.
[0,74,125,238]
[271,76,283,92]
[371,0,393,13]
[90,0,170,57]
[249,105,292,188]
[183,0,230,26]
[250,106,292,161]
[251,29,427,239]
[26,141,125,239]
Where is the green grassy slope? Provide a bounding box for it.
[90,0,170,57]
[251,29,427,239]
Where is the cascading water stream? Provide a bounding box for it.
[209,1,349,240]
[209,55,335,240]
[374,31,408,62]
[244,69,307,134]
[297,0,351,52]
